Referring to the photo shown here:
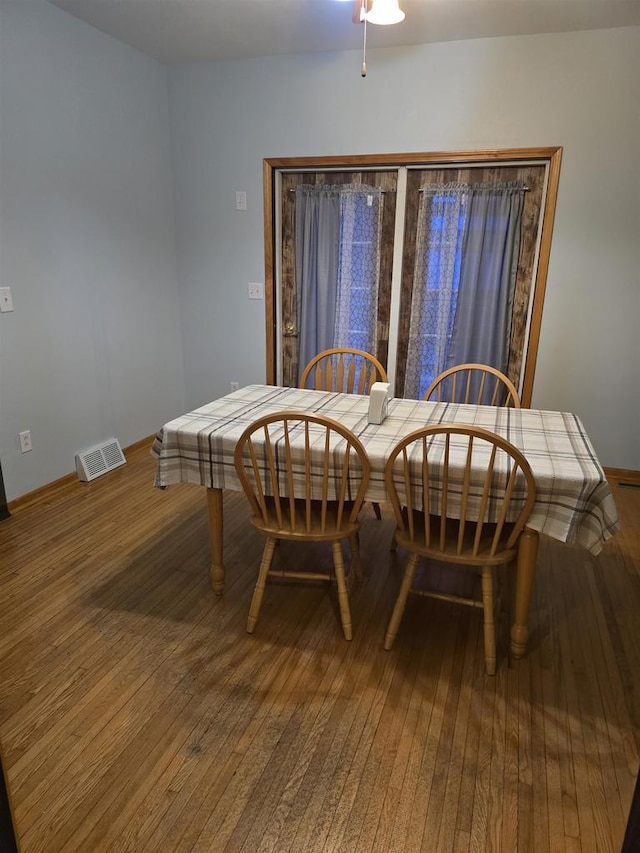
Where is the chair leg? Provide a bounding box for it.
[247,536,277,633]
[481,565,497,675]
[372,501,382,520]
[332,541,353,641]
[384,552,420,650]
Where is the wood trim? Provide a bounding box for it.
[263,147,563,400]
[520,146,563,407]
[124,434,157,454]
[7,434,157,512]
[7,473,78,512]
[263,159,276,384]
[603,467,640,486]
[265,148,563,170]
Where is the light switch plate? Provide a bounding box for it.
[0,287,14,312]
[235,191,247,211]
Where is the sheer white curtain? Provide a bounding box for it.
[404,182,524,401]
[404,187,464,399]
[295,184,383,383]
[334,186,383,352]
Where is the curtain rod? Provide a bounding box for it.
[289,188,390,193]
[289,186,530,194]
[288,186,530,193]
[419,185,530,192]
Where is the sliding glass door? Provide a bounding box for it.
[263,148,562,405]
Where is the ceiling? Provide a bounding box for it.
[45,0,640,66]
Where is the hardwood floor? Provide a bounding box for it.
[1,443,638,852]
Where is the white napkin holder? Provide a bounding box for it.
[368,382,391,425]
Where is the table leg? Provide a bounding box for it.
[206,488,225,595]
[510,527,539,659]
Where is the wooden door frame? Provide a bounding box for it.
[263,146,562,406]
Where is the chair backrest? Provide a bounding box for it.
[234,411,371,536]
[300,348,388,395]
[384,424,536,559]
[424,364,521,408]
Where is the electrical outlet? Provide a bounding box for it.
[19,430,32,453]
[248,283,264,300]
[229,381,239,392]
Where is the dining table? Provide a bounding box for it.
[151,383,620,658]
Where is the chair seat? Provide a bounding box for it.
[249,497,360,541]
[394,512,519,566]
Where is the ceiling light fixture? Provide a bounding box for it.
[365,0,405,26]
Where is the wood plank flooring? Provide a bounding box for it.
[1,443,639,851]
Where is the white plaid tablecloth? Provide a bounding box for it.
[151,384,619,555]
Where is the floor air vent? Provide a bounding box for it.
[76,439,126,482]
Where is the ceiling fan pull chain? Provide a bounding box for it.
[361,0,368,77]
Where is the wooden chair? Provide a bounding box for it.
[300,347,386,520]
[300,347,388,395]
[424,363,521,408]
[383,424,536,674]
[233,411,371,640]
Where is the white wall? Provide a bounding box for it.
[1,12,637,502]
[0,0,185,500]
[168,27,640,470]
